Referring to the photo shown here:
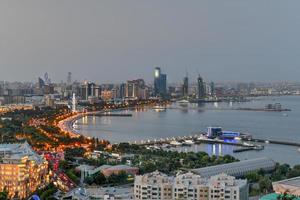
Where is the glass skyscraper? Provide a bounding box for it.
[154,67,167,98]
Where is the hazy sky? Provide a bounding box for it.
[0,1,300,83]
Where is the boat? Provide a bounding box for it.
[152,145,161,150]
[183,140,194,146]
[243,142,255,147]
[170,140,182,146]
[177,100,189,107]
[153,105,167,112]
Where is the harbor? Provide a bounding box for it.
[69,95,300,165]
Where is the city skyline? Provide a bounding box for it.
[0,1,300,82]
[1,1,300,199]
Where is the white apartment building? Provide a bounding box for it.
[134,171,248,200]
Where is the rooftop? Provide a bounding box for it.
[0,141,45,164]
[191,157,276,178]
[274,176,300,187]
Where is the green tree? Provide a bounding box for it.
[259,177,272,193]
[0,188,8,200]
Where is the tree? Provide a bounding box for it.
[258,177,272,193]
[0,188,8,200]
[245,172,260,183]
[94,172,106,185]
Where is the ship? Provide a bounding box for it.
[177,100,189,107]
[170,140,182,146]
[153,105,167,112]
[183,140,194,146]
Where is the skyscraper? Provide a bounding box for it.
[154,67,167,98]
[210,81,215,96]
[125,79,148,99]
[182,76,189,97]
[197,75,206,99]
[80,81,101,101]
[67,72,72,85]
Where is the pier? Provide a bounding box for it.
[130,134,261,149]
[130,133,300,153]
[247,138,300,147]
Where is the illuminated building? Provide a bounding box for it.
[0,142,49,199]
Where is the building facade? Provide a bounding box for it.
[197,75,206,99]
[134,171,248,200]
[154,67,167,98]
[0,142,49,199]
[79,81,101,101]
[182,76,189,97]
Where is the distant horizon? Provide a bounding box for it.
[1,1,300,82]
[1,75,300,86]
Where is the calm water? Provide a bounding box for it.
[76,96,300,165]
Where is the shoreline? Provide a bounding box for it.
[58,111,105,138]
[57,106,152,138]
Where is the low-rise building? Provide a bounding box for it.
[134,171,248,200]
[191,157,276,178]
[272,176,300,197]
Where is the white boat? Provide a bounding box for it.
[170,140,182,146]
[243,142,255,147]
[183,140,195,145]
[153,145,161,150]
[154,105,167,112]
[177,100,189,107]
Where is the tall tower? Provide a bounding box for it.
[67,72,72,85]
[182,72,189,98]
[154,67,167,98]
[197,75,205,99]
[72,93,77,112]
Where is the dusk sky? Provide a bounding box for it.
[0,1,300,83]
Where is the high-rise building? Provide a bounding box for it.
[210,82,215,96]
[154,67,167,98]
[197,75,206,99]
[134,171,249,200]
[80,81,101,101]
[119,83,126,99]
[67,72,72,85]
[125,79,148,99]
[182,76,189,97]
[0,142,49,199]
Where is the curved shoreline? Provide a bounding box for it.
[57,107,142,138]
[58,111,105,138]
